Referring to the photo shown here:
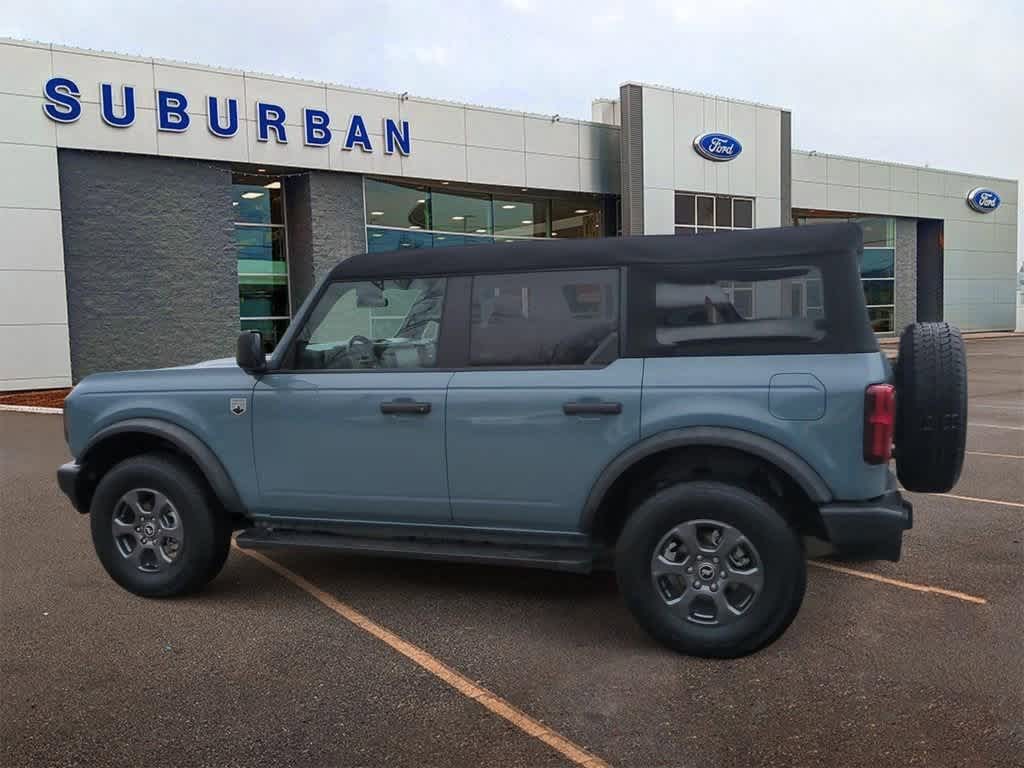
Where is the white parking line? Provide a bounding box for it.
[234,544,611,768]
[967,450,1024,460]
[809,561,987,604]
[970,423,1024,431]
[0,404,63,415]
[972,403,1024,411]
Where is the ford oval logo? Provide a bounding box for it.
[693,132,742,162]
[966,187,1000,213]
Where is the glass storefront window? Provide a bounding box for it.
[494,195,548,237]
[233,178,283,225]
[233,173,289,351]
[432,189,493,234]
[364,178,430,230]
[551,199,602,239]
[674,192,754,235]
[795,214,896,334]
[364,178,607,254]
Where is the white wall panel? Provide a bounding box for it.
[153,63,245,117]
[917,169,946,196]
[0,41,52,97]
[891,166,918,193]
[859,187,891,215]
[333,142,403,175]
[755,197,781,227]
[826,184,859,212]
[399,99,466,145]
[671,91,705,193]
[0,94,56,146]
[754,108,780,199]
[242,75,326,127]
[859,162,891,190]
[0,208,64,269]
[792,180,827,208]
[792,152,827,183]
[400,138,467,182]
[466,109,525,152]
[579,123,617,160]
[525,117,578,156]
[641,86,674,191]
[526,153,579,191]
[0,270,68,325]
[0,144,60,209]
[579,158,617,194]
[0,324,72,386]
[51,49,157,109]
[826,157,858,187]
[467,146,525,187]
[244,117,330,170]
[158,118,249,162]
[888,191,918,218]
[325,88,402,139]
[56,103,159,155]
[643,188,674,235]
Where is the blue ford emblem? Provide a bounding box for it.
[966,187,1000,213]
[693,132,742,162]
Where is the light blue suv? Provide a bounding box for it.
[57,223,967,657]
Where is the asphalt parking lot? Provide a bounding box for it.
[2,338,1021,768]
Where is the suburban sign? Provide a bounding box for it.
[966,187,1001,213]
[41,76,412,155]
[693,132,742,162]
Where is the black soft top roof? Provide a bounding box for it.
[327,222,863,281]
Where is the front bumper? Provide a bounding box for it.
[818,489,912,562]
[57,462,88,514]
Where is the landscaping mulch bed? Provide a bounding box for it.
[0,388,72,409]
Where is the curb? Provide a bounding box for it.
[0,404,64,415]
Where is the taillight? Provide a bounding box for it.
[864,383,895,464]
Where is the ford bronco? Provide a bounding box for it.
[57,223,967,657]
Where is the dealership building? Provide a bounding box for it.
[0,37,1019,391]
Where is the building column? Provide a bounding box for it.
[893,218,918,332]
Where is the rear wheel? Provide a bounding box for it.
[894,322,967,492]
[616,481,805,658]
[90,453,232,597]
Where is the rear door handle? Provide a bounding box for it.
[562,401,622,416]
[380,400,432,415]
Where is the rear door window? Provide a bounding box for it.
[469,269,619,366]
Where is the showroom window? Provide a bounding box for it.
[795,215,895,333]
[674,193,754,236]
[365,178,606,252]
[233,173,290,350]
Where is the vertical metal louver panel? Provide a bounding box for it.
[619,84,644,236]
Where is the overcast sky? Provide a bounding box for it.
[4,0,1021,266]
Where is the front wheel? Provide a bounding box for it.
[90,453,232,598]
[615,481,805,658]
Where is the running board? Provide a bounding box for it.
[234,528,595,573]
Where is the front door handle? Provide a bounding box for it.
[563,401,622,416]
[380,400,432,415]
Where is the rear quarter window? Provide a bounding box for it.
[627,258,865,356]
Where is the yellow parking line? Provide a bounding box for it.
[809,561,987,604]
[232,543,610,768]
[967,450,1024,460]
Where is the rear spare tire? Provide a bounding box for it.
[894,322,967,493]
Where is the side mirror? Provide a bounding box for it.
[236,330,266,373]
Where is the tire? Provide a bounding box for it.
[894,322,967,493]
[90,453,232,598]
[615,481,805,658]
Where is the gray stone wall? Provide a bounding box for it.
[58,150,237,380]
[283,170,365,308]
[893,218,918,333]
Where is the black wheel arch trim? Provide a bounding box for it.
[81,418,247,518]
[580,426,833,532]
